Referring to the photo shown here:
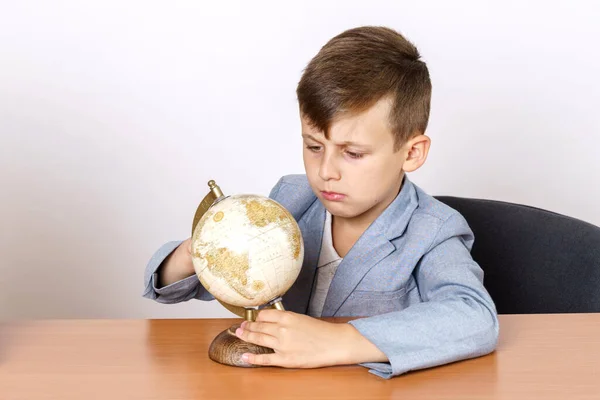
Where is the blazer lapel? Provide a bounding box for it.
[320,232,395,317]
[321,176,419,317]
[282,199,325,314]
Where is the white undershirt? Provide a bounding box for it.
[308,211,343,317]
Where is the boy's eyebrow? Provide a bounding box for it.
[338,140,373,149]
[301,133,372,149]
[301,133,322,142]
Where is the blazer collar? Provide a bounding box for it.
[375,175,419,241]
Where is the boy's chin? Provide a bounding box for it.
[322,202,361,219]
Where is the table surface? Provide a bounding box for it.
[1,314,599,400]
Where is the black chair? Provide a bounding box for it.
[435,196,600,314]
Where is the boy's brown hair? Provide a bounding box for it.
[296,26,432,150]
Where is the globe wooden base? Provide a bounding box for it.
[208,324,274,367]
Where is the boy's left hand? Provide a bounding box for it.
[234,309,387,368]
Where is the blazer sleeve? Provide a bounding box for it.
[142,178,287,304]
[142,240,214,303]
[348,213,500,379]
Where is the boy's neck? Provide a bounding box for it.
[330,176,405,255]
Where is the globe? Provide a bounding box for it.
[190,193,304,312]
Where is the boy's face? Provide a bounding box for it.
[301,98,428,222]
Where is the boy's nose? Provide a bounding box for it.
[318,154,341,181]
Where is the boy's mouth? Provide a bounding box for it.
[321,191,346,201]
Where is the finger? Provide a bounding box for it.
[235,327,277,349]
[256,309,286,323]
[242,352,279,366]
[242,321,279,337]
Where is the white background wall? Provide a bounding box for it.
[1,0,598,320]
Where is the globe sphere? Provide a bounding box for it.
[191,194,303,308]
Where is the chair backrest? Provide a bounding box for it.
[435,196,600,314]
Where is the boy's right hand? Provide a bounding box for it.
[156,238,196,288]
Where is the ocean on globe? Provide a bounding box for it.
[191,194,304,308]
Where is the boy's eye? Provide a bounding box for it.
[306,145,322,152]
[345,151,364,159]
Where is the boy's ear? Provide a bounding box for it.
[402,135,431,173]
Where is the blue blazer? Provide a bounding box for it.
[144,175,499,378]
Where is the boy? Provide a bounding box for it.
[143,26,499,379]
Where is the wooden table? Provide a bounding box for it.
[1,314,599,399]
